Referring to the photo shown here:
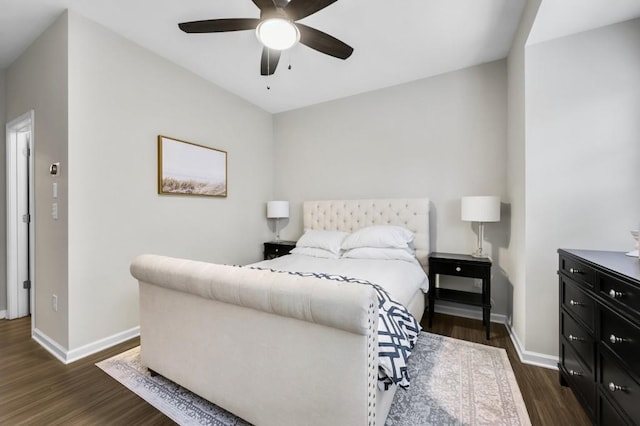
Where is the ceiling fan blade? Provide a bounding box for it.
[297,24,353,60]
[260,47,281,75]
[251,0,276,12]
[284,0,338,20]
[178,18,260,33]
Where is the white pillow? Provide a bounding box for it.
[290,247,340,259]
[342,247,418,263]
[296,230,349,255]
[341,225,414,250]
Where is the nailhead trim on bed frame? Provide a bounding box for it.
[367,301,377,425]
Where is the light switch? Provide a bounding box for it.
[52,203,58,220]
[52,182,58,198]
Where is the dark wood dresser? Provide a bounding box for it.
[558,249,640,425]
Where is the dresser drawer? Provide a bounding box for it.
[561,311,595,373]
[599,393,630,426]
[600,308,640,379]
[560,255,596,289]
[600,352,640,423]
[561,277,596,333]
[561,342,596,417]
[600,273,640,318]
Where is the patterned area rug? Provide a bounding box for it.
[96,332,531,425]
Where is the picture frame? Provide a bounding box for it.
[157,135,227,197]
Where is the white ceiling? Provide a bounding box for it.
[529,0,640,45]
[1,0,639,113]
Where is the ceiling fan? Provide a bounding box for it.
[178,0,354,76]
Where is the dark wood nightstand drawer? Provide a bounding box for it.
[559,255,596,289]
[600,308,640,379]
[561,277,596,333]
[561,311,595,374]
[264,241,296,260]
[431,260,486,279]
[600,352,640,423]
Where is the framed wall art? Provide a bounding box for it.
[157,135,227,197]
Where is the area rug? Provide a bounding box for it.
[96,332,530,425]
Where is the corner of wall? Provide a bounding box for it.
[0,67,7,312]
[6,11,70,349]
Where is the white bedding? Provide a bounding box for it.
[251,253,428,307]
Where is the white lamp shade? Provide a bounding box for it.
[461,196,500,222]
[267,201,289,219]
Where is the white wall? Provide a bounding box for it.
[66,13,275,350]
[6,14,69,346]
[523,18,640,356]
[0,68,6,314]
[506,0,541,353]
[274,60,511,315]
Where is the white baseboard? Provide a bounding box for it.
[66,326,140,363]
[433,304,508,326]
[0,310,6,319]
[33,326,140,364]
[505,323,558,370]
[433,304,558,370]
[32,328,69,363]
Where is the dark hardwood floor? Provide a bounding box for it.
[0,314,590,425]
[0,317,173,425]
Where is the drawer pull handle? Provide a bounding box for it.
[569,267,581,274]
[608,289,623,298]
[569,370,583,376]
[608,382,626,392]
[569,300,584,307]
[609,334,627,344]
[568,334,584,342]
[455,266,461,272]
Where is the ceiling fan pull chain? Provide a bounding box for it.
[266,50,271,90]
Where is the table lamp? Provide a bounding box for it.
[461,196,500,258]
[267,201,289,242]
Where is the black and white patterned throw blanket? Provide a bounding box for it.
[249,267,421,390]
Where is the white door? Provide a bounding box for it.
[6,111,34,319]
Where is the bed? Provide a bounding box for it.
[130,198,430,426]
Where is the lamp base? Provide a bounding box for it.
[274,218,281,242]
[471,250,491,259]
[471,222,490,258]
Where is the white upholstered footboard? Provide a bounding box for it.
[131,254,380,426]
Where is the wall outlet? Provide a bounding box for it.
[473,279,482,288]
[52,294,58,312]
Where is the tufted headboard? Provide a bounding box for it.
[303,198,430,267]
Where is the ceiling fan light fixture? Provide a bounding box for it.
[256,18,300,51]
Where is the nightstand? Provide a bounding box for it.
[428,252,492,339]
[263,241,296,260]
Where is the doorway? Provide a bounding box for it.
[6,110,35,323]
